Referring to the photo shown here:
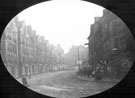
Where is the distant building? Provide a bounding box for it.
[64,45,88,67]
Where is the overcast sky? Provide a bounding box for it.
[18,0,104,53]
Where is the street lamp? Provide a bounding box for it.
[77,46,80,70]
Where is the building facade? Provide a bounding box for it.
[1,16,66,78]
[1,16,51,78]
[1,17,19,77]
[87,9,135,79]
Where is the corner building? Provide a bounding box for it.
[88,9,135,78]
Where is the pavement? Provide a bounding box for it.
[77,75,120,83]
[16,71,57,84]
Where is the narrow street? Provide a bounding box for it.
[22,69,117,98]
[2,2,134,98]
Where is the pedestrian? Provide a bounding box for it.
[21,75,29,87]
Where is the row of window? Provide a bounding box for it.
[5,27,18,42]
[5,41,47,60]
[20,54,45,64]
[21,54,36,62]
[21,55,29,63]
[6,40,17,54]
[6,51,18,64]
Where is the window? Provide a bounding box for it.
[6,27,11,34]
[104,24,107,29]
[13,32,17,43]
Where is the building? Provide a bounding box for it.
[1,17,19,77]
[1,15,74,78]
[87,9,135,78]
[1,16,49,78]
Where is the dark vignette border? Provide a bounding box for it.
[0,0,135,98]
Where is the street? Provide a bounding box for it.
[22,69,117,98]
[2,3,134,98]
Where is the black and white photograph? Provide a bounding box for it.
[0,0,135,98]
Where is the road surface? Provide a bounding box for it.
[25,70,117,98]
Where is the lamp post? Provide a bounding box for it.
[77,46,80,70]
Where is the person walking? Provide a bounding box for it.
[21,75,29,87]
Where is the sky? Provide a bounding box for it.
[18,0,104,53]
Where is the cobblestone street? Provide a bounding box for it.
[17,70,118,98]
